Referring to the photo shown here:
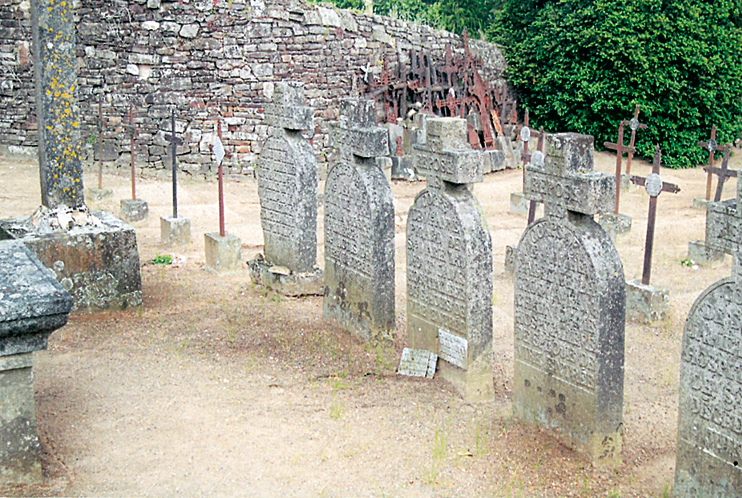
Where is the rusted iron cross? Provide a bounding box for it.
[630,145,681,286]
[604,121,636,214]
[624,105,647,175]
[128,104,137,201]
[165,109,183,218]
[698,125,731,201]
[704,146,736,202]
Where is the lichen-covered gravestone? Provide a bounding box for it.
[323,98,394,343]
[514,133,625,464]
[0,240,73,482]
[674,187,742,495]
[407,117,493,401]
[249,82,322,294]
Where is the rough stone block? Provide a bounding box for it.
[120,199,149,223]
[391,156,415,181]
[1,213,142,311]
[204,232,243,273]
[599,213,632,240]
[687,240,725,267]
[495,136,518,169]
[625,279,669,324]
[509,192,528,215]
[485,149,506,173]
[247,254,324,297]
[86,187,112,201]
[693,197,710,210]
[160,216,191,247]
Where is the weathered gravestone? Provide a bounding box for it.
[0,239,73,482]
[0,0,143,311]
[323,98,394,343]
[249,82,322,294]
[514,133,625,464]
[674,255,742,494]
[407,117,494,401]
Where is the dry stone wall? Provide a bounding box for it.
[0,0,506,175]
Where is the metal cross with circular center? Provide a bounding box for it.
[629,117,640,132]
[706,139,718,153]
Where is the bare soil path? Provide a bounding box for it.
[0,147,738,497]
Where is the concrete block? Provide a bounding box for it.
[204,232,243,273]
[120,199,149,223]
[626,279,670,324]
[160,216,191,247]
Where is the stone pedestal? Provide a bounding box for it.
[391,156,415,181]
[509,192,528,215]
[0,239,73,483]
[687,240,725,267]
[0,354,40,483]
[160,216,191,247]
[599,213,632,240]
[693,197,710,210]
[485,149,506,173]
[626,279,669,324]
[204,232,242,273]
[86,187,112,201]
[120,199,149,222]
[0,212,142,311]
[248,253,324,296]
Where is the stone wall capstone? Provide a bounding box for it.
[0,0,507,177]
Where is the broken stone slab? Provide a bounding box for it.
[247,253,324,297]
[686,240,725,267]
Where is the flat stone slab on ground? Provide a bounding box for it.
[248,253,323,297]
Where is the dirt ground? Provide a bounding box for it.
[0,145,738,497]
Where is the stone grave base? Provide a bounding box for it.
[437,352,494,402]
[0,354,41,484]
[248,253,323,297]
[504,244,517,274]
[391,156,415,181]
[509,192,528,215]
[160,216,191,246]
[686,240,725,267]
[599,213,632,240]
[484,150,506,173]
[620,173,635,193]
[86,187,112,201]
[692,197,709,210]
[0,211,142,311]
[204,232,243,273]
[120,199,149,223]
[625,279,669,324]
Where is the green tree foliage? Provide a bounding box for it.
[491,0,742,168]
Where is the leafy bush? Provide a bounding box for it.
[491,0,742,168]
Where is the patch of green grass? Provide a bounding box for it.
[152,254,173,265]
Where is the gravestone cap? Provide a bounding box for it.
[413,117,484,186]
[329,98,389,159]
[525,132,614,218]
[264,81,313,131]
[0,240,73,356]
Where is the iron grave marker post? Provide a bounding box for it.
[205,119,242,273]
[674,189,742,495]
[600,120,634,238]
[623,105,647,178]
[120,104,149,222]
[249,81,323,294]
[406,117,493,401]
[514,133,625,464]
[705,145,736,203]
[323,98,395,343]
[87,101,112,201]
[626,145,680,323]
[160,109,191,246]
[695,125,732,209]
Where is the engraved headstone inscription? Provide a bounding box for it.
[674,256,742,495]
[514,133,625,464]
[323,98,394,343]
[257,81,317,273]
[407,117,494,401]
